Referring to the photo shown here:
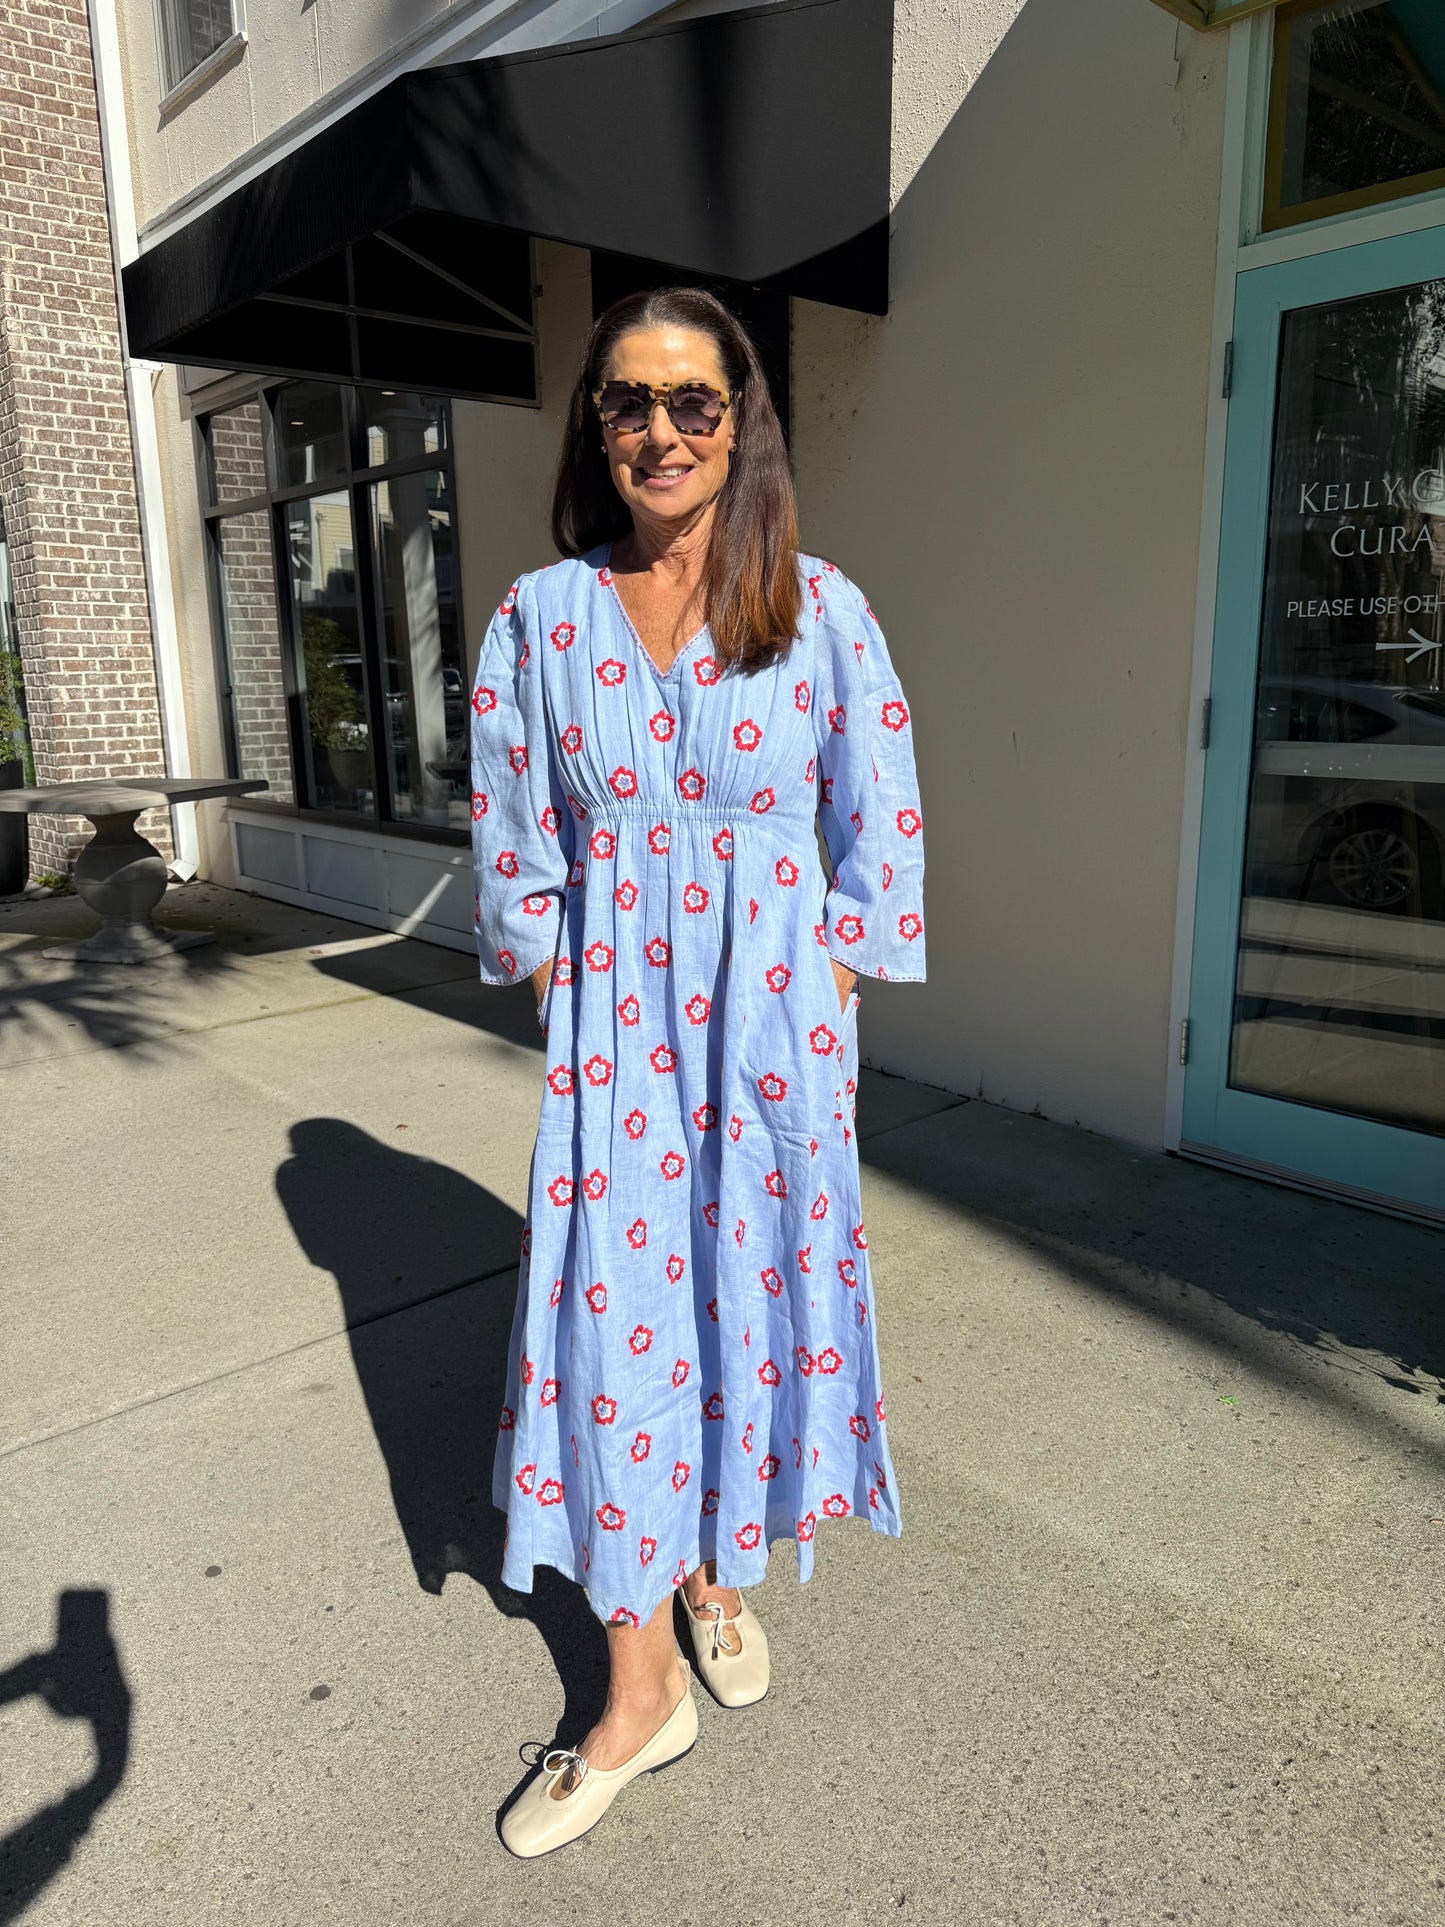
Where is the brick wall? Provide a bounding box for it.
[0,0,168,874]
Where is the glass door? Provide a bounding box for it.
[1184,226,1445,1220]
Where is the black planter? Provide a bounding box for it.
[0,758,28,895]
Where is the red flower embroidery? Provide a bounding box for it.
[553,956,576,986]
[540,1377,559,1407]
[838,1257,857,1288]
[834,914,865,946]
[546,1176,575,1207]
[881,699,909,732]
[581,1168,607,1201]
[756,1071,787,1102]
[614,878,639,910]
[850,811,863,834]
[666,1253,685,1283]
[507,745,528,776]
[760,1266,784,1297]
[758,1455,781,1482]
[749,788,775,815]
[623,1107,647,1139]
[659,1149,686,1180]
[472,685,497,716]
[809,1024,837,1055]
[608,766,638,801]
[596,657,627,687]
[625,1217,647,1250]
[650,1045,677,1073]
[549,1277,564,1308]
[734,1219,746,1248]
[585,1281,608,1313]
[732,718,762,753]
[849,1414,872,1441]
[639,1535,657,1564]
[702,1201,720,1228]
[692,1103,719,1133]
[705,1298,718,1322]
[471,790,488,819]
[682,881,709,914]
[764,1171,787,1199]
[828,705,846,734]
[618,995,641,1028]
[796,1346,815,1377]
[876,1396,887,1423]
[758,1359,781,1387]
[798,1244,812,1273]
[560,724,583,756]
[631,1432,651,1462]
[684,994,711,1025]
[497,949,515,975]
[649,710,675,743]
[591,1394,617,1425]
[852,1224,868,1250]
[546,1066,575,1097]
[898,911,923,941]
[671,1460,690,1490]
[514,1463,537,1495]
[550,622,576,651]
[566,795,587,821]
[702,1391,725,1421]
[816,1347,842,1375]
[568,859,585,889]
[498,1406,515,1430]
[671,1359,690,1389]
[712,828,733,861]
[589,828,617,860]
[810,1192,829,1220]
[628,1325,653,1355]
[794,679,810,712]
[495,850,519,880]
[596,1503,626,1532]
[775,856,799,888]
[584,1054,613,1087]
[822,1493,850,1518]
[735,1522,763,1551]
[537,1477,564,1506]
[647,821,672,855]
[882,861,893,890]
[896,807,922,838]
[693,657,720,686]
[520,894,549,918]
[677,767,706,802]
[797,1511,816,1542]
[701,1487,720,1517]
[727,1114,743,1142]
[644,936,671,969]
[584,941,613,973]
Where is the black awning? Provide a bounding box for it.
[123,0,892,401]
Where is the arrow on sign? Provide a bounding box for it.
[1376,628,1443,664]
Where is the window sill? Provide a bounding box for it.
[159,31,247,120]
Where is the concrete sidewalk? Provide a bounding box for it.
[3,882,1442,1926]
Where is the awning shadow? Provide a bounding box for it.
[273,1119,608,1756]
[0,1589,132,1925]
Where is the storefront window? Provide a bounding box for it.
[198,382,465,838]
[1265,1,1445,230]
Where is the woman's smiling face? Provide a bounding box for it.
[602,327,735,537]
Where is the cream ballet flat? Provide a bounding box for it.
[679,1590,770,1708]
[499,1663,697,1859]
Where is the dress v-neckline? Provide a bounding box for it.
[602,543,709,685]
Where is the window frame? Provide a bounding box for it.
[1262,0,1445,233]
[154,0,245,108]
[199,379,469,847]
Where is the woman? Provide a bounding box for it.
[471,287,925,1858]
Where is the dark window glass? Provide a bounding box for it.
[370,469,466,829]
[157,0,234,93]
[285,492,375,817]
[359,390,446,470]
[1231,278,1445,1139]
[273,383,348,491]
[1268,1,1445,228]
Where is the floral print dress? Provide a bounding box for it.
[471,547,926,1627]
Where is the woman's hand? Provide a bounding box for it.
[830,957,857,1015]
[530,960,553,1008]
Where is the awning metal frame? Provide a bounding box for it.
[1150,0,1280,28]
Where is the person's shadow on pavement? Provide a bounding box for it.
[274,1119,609,1757]
[0,1589,132,1925]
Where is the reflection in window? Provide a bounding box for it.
[371,468,466,828]
[156,0,235,93]
[216,511,293,805]
[1267,0,1445,229]
[361,389,446,470]
[285,492,374,817]
[274,383,348,491]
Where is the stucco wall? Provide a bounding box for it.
[792,0,1225,1145]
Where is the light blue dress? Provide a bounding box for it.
[471,547,926,1627]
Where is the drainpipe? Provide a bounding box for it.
[86,0,200,878]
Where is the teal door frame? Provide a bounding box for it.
[1182,223,1445,1222]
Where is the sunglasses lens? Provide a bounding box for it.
[670,386,725,434]
[598,383,651,432]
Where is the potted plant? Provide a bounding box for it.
[0,646,31,894]
[302,615,371,801]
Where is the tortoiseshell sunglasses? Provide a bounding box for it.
[591,380,732,437]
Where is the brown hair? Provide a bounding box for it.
[551,286,801,673]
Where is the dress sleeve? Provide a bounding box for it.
[470,587,573,985]
[813,570,926,983]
